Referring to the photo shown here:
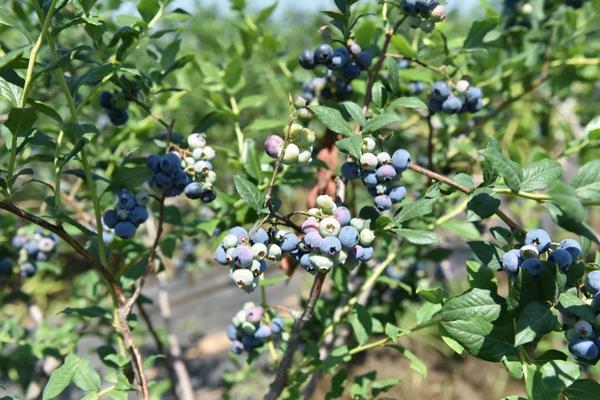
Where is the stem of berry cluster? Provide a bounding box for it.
[264,271,328,400]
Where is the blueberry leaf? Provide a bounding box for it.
[521,159,563,192]
[514,301,558,346]
[467,188,501,222]
[362,113,402,133]
[571,160,600,201]
[308,105,354,137]
[336,135,362,160]
[480,147,523,192]
[563,379,600,400]
[233,175,265,213]
[341,101,366,126]
[42,354,81,400]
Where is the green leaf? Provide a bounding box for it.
[521,159,563,192]
[572,160,600,201]
[0,76,23,106]
[5,107,37,136]
[464,17,499,49]
[441,288,500,322]
[480,147,523,192]
[362,113,401,133]
[350,305,372,345]
[389,96,428,110]
[540,361,580,392]
[467,188,501,222]
[384,323,400,342]
[308,105,354,137]
[416,287,444,304]
[371,378,400,396]
[393,228,438,245]
[466,260,497,291]
[549,182,585,223]
[73,361,101,391]
[558,292,596,322]
[389,347,427,377]
[242,139,262,181]
[336,135,363,160]
[138,0,160,22]
[441,318,515,362]
[224,56,243,89]
[233,175,264,213]
[43,354,81,399]
[564,379,600,400]
[341,101,366,126]
[246,118,285,131]
[514,301,558,346]
[395,198,435,224]
[390,35,415,57]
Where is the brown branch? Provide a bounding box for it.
[364,16,407,110]
[427,114,434,170]
[408,164,525,233]
[264,271,327,400]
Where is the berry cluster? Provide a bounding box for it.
[264,123,316,164]
[560,296,600,363]
[226,302,284,354]
[401,0,447,33]
[99,91,129,126]
[341,141,410,211]
[427,80,484,115]
[501,229,581,277]
[214,226,291,292]
[102,189,149,239]
[147,133,217,202]
[11,229,59,277]
[291,195,376,273]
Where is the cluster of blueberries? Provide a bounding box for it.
[401,0,447,33]
[341,141,410,211]
[147,134,217,203]
[99,91,129,126]
[264,123,316,165]
[291,195,376,273]
[226,302,284,354]
[214,225,283,293]
[501,229,581,277]
[428,80,484,115]
[560,282,600,362]
[297,43,372,104]
[103,189,149,239]
[9,229,59,277]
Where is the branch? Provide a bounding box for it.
[264,271,327,400]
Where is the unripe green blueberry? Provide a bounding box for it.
[184,156,195,167]
[297,107,312,121]
[232,268,255,289]
[250,260,263,276]
[309,253,334,271]
[282,144,300,164]
[336,249,348,264]
[233,310,247,327]
[521,3,533,14]
[520,244,539,260]
[241,320,257,335]
[377,152,391,165]
[268,244,282,260]
[350,218,366,231]
[294,96,307,108]
[188,133,207,149]
[362,137,376,152]
[223,234,238,249]
[201,146,215,160]
[316,195,336,213]
[298,150,312,163]
[284,123,304,136]
[420,19,435,33]
[192,148,204,160]
[360,229,375,246]
[252,243,268,259]
[308,208,320,216]
[360,153,379,170]
[455,79,470,93]
[205,170,217,183]
[320,217,341,237]
[194,160,212,173]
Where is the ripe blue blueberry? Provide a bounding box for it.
[389,186,406,204]
[184,182,204,199]
[342,61,361,80]
[20,262,37,278]
[107,108,128,126]
[586,270,600,294]
[270,318,284,334]
[128,206,149,226]
[374,194,393,211]
[264,135,284,159]
[115,221,136,239]
[251,228,269,245]
[441,96,463,114]
[549,249,573,271]
[361,171,379,188]
[118,190,136,210]
[569,339,599,360]
[521,258,542,277]
[103,210,118,229]
[147,154,161,173]
[431,81,451,102]
[159,153,181,174]
[558,239,581,260]
[232,246,253,268]
[231,340,244,354]
[201,189,216,203]
[319,236,342,256]
[502,249,521,274]
[314,44,334,65]
[0,258,13,274]
[280,233,299,252]
[376,165,397,183]
[226,324,238,341]
[299,49,316,69]
[360,246,374,262]
[99,91,113,108]
[465,87,482,104]
[357,51,372,69]
[339,226,360,249]
[391,149,411,172]
[304,231,324,250]
[341,162,361,180]
[525,229,552,253]
[214,245,229,265]
[334,206,352,226]
[254,325,272,340]
[230,227,248,241]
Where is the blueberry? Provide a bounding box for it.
[374,195,393,211]
[264,135,284,159]
[338,226,360,249]
[135,192,149,206]
[465,87,482,104]
[360,153,379,170]
[342,61,361,80]
[184,182,204,199]
[521,258,542,277]
[254,325,272,340]
[299,49,316,69]
[525,229,552,253]
[24,241,39,256]
[173,171,191,190]
[231,340,244,354]
[230,227,248,241]
[128,206,148,226]
[428,98,443,113]
[360,246,374,262]
[416,0,438,13]
[389,186,406,204]
[107,108,128,126]
[165,186,183,197]
[431,81,451,102]
[117,190,136,210]
[281,233,299,252]
[0,258,13,274]
[558,239,581,260]
[502,249,521,274]
[147,154,161,173]
[304,231,324,250]
[231,268,255,289]
[401,0,417,14]
[20,262,37,278]
[329,48,348,69]
[115,221,136,239]
[341,162,361,180]
[103,210,119,229]
[159,153,182,174]
[214,245,229,265]
[245,306,264,324]
[334,206,352,226]
[574,320,594,338]
[569,339,599,360]
[99,91,113,109]
[251,228,270,245]
[586,270,600,294]
[309,253,334,271]
[11,235,27,249]
[465,98,483,113]
[226,324,238,341]
[391,149,411,172]
[441,96,463,114]
[376,165,397,182]
[200,189,216,203]
[314,44,334,65]
[361,171,379,188]
[320,217,341,237]
[270,318,284,334]
[357,51,372,70]
[319,236,342,256]
[232,246,253,268]
[549,249,573,272]
[116,207,129,221]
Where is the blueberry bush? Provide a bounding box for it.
[1,0,600,399]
